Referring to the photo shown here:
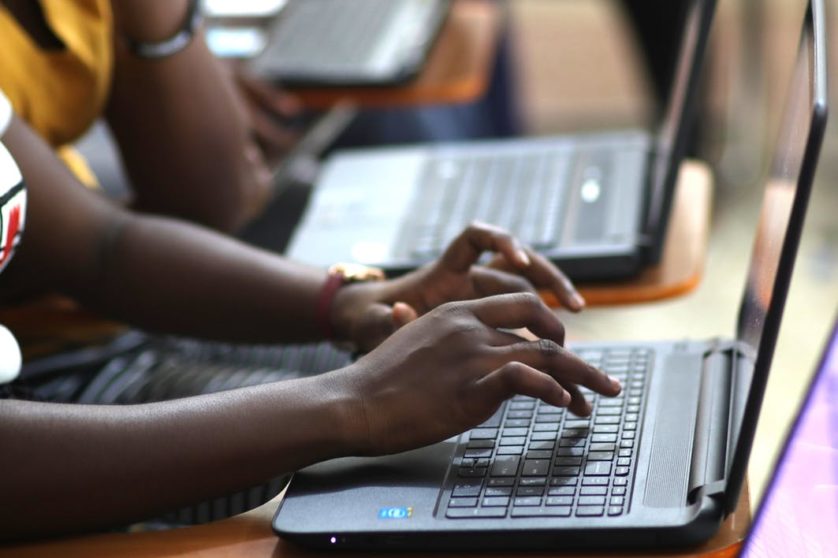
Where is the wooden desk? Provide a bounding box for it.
[543,161,713,308]
[288,0,502,109]
[0,484,749,557]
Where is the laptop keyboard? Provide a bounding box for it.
[399,146,617,260]
[442,347,651,519]
[260,0,431,77]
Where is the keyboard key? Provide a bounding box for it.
[522,459,550,477]
[537,405,564,414]
[584,462,612,476]
[526,450,552,460]
[534,423,560,432]
[593,425,618,434]
[559,438,587,447]
[615,467,630,476]
[587,451,614,461]
[471,429,498,440]
[554,456,583,466]
[620,440,634,449]
[446,508,507,519]
[485,486,512,497]
[467,439,495,449]
[623,423,638,432]
[531,431,559,441]
[578,496,606,506]
[458,467,488,478]
[589,443,616,452]
[464,448,493,459]
[613,477,628,487]
[598,398,624,407]
[535,414,561,424]
[546,496,574,506]
[516,486,545,497]
[548,486,576,496]
[452,480,483,497]
[490,456,520,477]
[519,477,547,487]
[596,407,623,416]
[621,431,636,440]
[591,434,618,443]
[625,413,639,422]
[563,420,590,429]
[513,497,541,507]
[529,441,555,451]
[507,410,533,419]
[575,506,605,517]
[448,498,478,508]
[618,449,632,458]
[482,496,510,507]
[504,419,531,428]
[511,507,571,518]
[488,478,515,487]
[551,477,578,486]
[608,506,623,516]
[556,447,585,457]
[582,477,609,487]
[510,401,536,410]
[617,457,631,467]
[500,437,527,446]
[553,466,581,477]
[611,496,625,506]
[580,486,607,496]
[497,446,524,455]
[503,428,529,437]
[561,428,590,438]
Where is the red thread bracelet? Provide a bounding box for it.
[316,271,344,340]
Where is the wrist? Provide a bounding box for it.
[316,263,385,342]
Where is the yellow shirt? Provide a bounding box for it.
[0,0,113,186]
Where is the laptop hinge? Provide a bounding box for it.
[686,339,752,503]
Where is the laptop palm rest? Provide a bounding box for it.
[643,352,702,508]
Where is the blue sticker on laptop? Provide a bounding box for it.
[378,507,413,520]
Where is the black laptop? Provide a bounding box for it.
[286,0,715,281]
[272,0,828,549]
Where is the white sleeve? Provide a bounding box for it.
[0,89,12,138]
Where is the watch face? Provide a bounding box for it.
[0,142,26,274]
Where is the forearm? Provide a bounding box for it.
[0,371,360,539]
[107,0,267,231]
[85,213,329,342]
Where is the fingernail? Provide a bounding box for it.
[572,292,586,309]
[517,249,531,267]
[610,376,622,392]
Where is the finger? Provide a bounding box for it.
[470,267,537,299]
[250,109,299,152]
[560,382,593,417]
[492,339,622,398]
[238,72,302,117]
[440,223,530,274]
[474,362,571,409]
[489,249,585,312]
[465,293,566,345]
[392,302,418,329]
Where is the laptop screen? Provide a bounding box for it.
[740,320,838,557]
[723,0,827,515]
[645,0,716,263]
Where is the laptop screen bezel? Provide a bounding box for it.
[643,0,717,264]
[722,0,828,517]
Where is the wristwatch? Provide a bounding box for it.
[316,263,385,340]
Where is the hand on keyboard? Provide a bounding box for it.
[333,293,622,456]
[332,223,586,352]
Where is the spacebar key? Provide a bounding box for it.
[446,508,508,519]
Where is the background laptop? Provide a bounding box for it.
[272,0,827,549]
[740,316,838,558]
[247,0,451,86]
[286,0,715,281]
